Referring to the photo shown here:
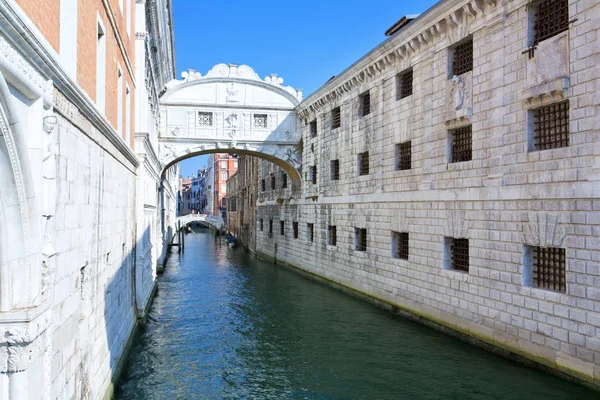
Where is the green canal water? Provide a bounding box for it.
[116,230,597,399]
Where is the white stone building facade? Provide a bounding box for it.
[254,0,600,389]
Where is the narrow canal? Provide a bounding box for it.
[117,230,597,399]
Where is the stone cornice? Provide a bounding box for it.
[297,0,506,120]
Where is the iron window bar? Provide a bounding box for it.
[533,101,569,150]
[452,39,473,76]
[359,152,369,176]
[398,69,413,99]
[533,247,566,292]
[450,238,469,272]
[397,141,411,170]
[450,125,472,163]
[361,91,371,116]
[396,232,409,260]
[331,160,340,180]
[332,107,341,129]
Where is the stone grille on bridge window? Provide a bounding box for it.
[310,119,318,138]
[361,91,371,116]
[197,111,213,127]
[307,223,314,242]
[532,101,569,151]
[328,226,337,246]
[449,125,472,163]
[533,0,569,46]
[358,152,369,176]
[254,114,268,129]
[293,221,299,239]
[271,175,276,190]
[310,166,317,184]
[397,68,413,100]
[280,220,285,236]
[331,107,341,129]
[392,232,409,260]
[533,246,566,292]
[282,173,288,189]
[261,179,266,191]
[447,238,469,272]
[396,141,411,171]
[355,228,367,252]
[330,159,340,180]
[451,38,473,77]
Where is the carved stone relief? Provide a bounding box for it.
[521,212,566,248]
[446,72,472,122]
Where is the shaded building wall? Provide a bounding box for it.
[227,155,259,252]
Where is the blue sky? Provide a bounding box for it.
[174,0,439,177]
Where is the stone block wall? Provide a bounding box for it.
[256,0,600,388]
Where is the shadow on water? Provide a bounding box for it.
[114,230,598,400]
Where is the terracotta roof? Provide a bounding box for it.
[385,14,420,37]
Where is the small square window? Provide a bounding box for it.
[330,160,340,180]
[360,91,371,116]
[259,219,264,232]
[533,0,569,46]
[449,125,472,163]
[280,220,285,236]
[293,222,299,239]
[197,112,213,126]
[310,120,318,138]
[282,173,288,189]
[310,166,317,184]
[451,38,473,77]
[328,226,337,246]
[397,68,413,100]
[358,152,369,176]
[261,179,266,191]
[254,114,268,128]
[269,219,273,235]
[331,107,341,129]
[525,246,566,292]
[445,237,469,272]
[392,232,409,260]
[307,223,314,242]
[530,101,569,151]
[355,228,367,252]
[395,141,411,171]
[271,175,276,190]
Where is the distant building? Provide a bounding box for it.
[179,177,193,216]
[226,156,259,251]
[207,153,239,218]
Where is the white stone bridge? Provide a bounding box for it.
[177,214,224,230]
[159,64,303,188]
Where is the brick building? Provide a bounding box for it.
[226,155,260,252]
[208,153,239,218]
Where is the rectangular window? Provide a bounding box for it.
[331,107,341,129]
[307,223,314,242]
[355,228,367,252]
[395,141,411,171]
[221,172,227,180]
[310,119,318,138]
[397,68,413,100]
[125,86,131,146]
[361,91,371,116]
[392,232,409,260]
[293,221,299,239]
[282,173,288,189]
[261,179,266,191]
[96,19,106,114]
[271,175,276,190]
[221,161,227,168]
[451,38,473,77]
[311,166,317,184]
[269,219,273,236]
[198,112,213,127]
[254,114,268,128]
[445,237,469,272]
[358,152,369,176]
[527,246,566,292]
[531,101,569,151]
[221,184,226,193]
[117,68,123,137]
[449,125,472,163]
[533,0,569,45]
[260,219,264,231]
[327,226,337,246]
[280,220,285,236]
[330,159,340,180]
[234,161,238,168]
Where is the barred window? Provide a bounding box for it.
[280,220,285,236]
[533,0,569,46]
[328,226,337,246]
[392,232,409,260]
[293,221,299,239]
[397,68,413,100]
[282,173,288,189]
[451,39,473,77]
[261,179,266,191]
[449,125,472,163]
[446,238,469,272]
[310,166,317,184]
[332,107,341,129]
[197,112,213,127]
[330,160,340,180]
[307,223,314,242]
[269,219,273,235]
[531,101,569,151]
[358,152,369,176]
[355,228,367,252]
[532,246,566,292]
[310,120,318,138]
[260,219,264,232]
[254,114,268,128]
[271,175,276,190]
[396,141,411,171]
[361,91,371,116]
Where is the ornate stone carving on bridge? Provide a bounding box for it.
[446,72,472,123]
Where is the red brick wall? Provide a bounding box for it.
[16,0,60,52]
